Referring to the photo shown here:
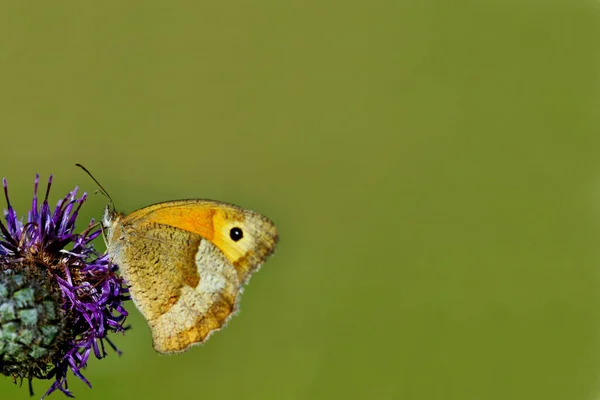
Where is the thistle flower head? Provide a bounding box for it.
[0,175,129,398]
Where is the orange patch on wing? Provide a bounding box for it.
[144,207,216,240]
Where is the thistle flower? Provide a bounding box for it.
[0,175,129,398]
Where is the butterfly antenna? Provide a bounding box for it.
[75,163,115,212]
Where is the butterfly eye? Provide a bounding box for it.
[229,227,243,242]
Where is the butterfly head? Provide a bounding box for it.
[102,204,116,228]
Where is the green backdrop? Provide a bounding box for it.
[1,1,600,399]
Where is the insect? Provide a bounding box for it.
[77,165,278,354]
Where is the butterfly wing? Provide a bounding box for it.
[106,200,278,354]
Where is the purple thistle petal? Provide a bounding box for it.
[91,338,102,359]
[79,347,92,367]
[40,201,51,241]
[67,356,91,388]
[28,174,40,224]
[58,197,77,234]
[3,178,14,224]
[0,221,17,249]
[3,178,21,241]
[64,194,86,233]
[44,175,53,201]
[85,227,101,242]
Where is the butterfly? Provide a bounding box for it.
[78,165,278,354]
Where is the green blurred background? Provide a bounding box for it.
[1,1,600,399]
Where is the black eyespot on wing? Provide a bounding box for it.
[230,227,243,242]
